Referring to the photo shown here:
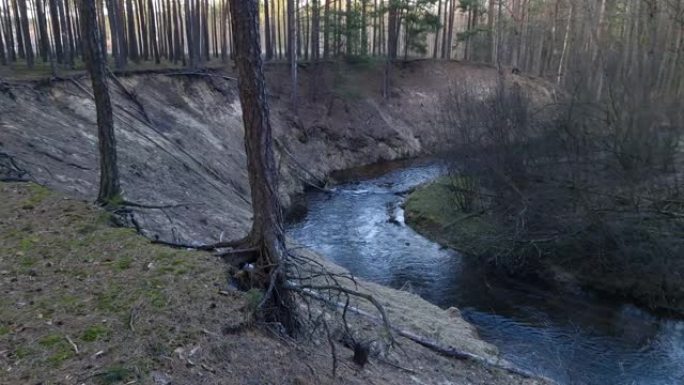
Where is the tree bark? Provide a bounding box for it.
[63,0,75,66]
[137,0,149,60]
[311,0,320,60]
[229,0,296,332]
[556,1,572,85]
[17,0,33,67]
[3,0,16,62]
[446,0,455,59]
[148,0,160,63]
[126,0,139,61]
[48,0,63,63]
[323,0,330,58]
[79,0,121,205]
[287,0,298,114]
[265,0,273,59]
[0,15,6,65]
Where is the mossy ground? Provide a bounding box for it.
[403,177,506,257]
[0,182,253,384]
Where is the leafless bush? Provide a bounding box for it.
[440,75,684,309]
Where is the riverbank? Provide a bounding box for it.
[0,61,554,245]
[404,177,684,317]
[0,181,553,385]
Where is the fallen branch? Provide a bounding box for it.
[165,71,237,81]
[65,335,79,354]
[122,200,202,210]
[107,69,153,125]
[151,236,248,251]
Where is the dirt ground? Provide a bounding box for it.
[0,182,554,385]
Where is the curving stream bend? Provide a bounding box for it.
[286,160,684,385]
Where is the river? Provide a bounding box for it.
[286,160,684,385]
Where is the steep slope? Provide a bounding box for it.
[0,61,553,244]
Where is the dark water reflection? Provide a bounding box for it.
[286,161,684,385]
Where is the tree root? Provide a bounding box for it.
[291,285,553,382]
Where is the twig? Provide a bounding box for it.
[292,286,553,382]
[322,320,338,378]
[286,284,396,346]
[65,335,79,354]
[128,304,141,332]
[107,69,153,125]
[375,357,417,374]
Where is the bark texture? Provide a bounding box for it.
[79,0,121,204]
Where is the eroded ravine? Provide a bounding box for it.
[286,160,684,385]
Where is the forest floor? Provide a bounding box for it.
[0,181,553,385]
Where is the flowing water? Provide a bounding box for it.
[286,160,684,385]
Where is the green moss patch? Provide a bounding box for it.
[404,177,507,257]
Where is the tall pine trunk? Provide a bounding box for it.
[265,0,273,59]
[287,0,298,114]
[48,0,63,63]
[17,0,33,67]
[229,0,296,333]
[79,0,121,205]
[126,0,139,62]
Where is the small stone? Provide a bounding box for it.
[151,371,172,385]
[446,307,461,318]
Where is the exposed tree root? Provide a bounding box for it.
[292,284,552,382]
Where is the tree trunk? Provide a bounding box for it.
[17,0,32,67]
[446,0,455,59]
[48,0,63,63]
[228,0,296,333]
[287,0,298,114]
[3,0,16,62]
[296,0,301,58]
[311,0,319,60]
[433,0,441,59]
[556,1,572,85]
[137,0,149,60]
[323,0,329,58]
[265,0,273,58]
[372,0,378,55]
[12,0,25,59]
[203,0,210,62]
[63,0,75,66]
[346,0,352,56]
[148,0,160,62]
[361,0,367,55]
[126,0,139,62]
[79,0,121,205]
[335,0,341,55]
[488,0,494,63]
[0,15,6,65]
